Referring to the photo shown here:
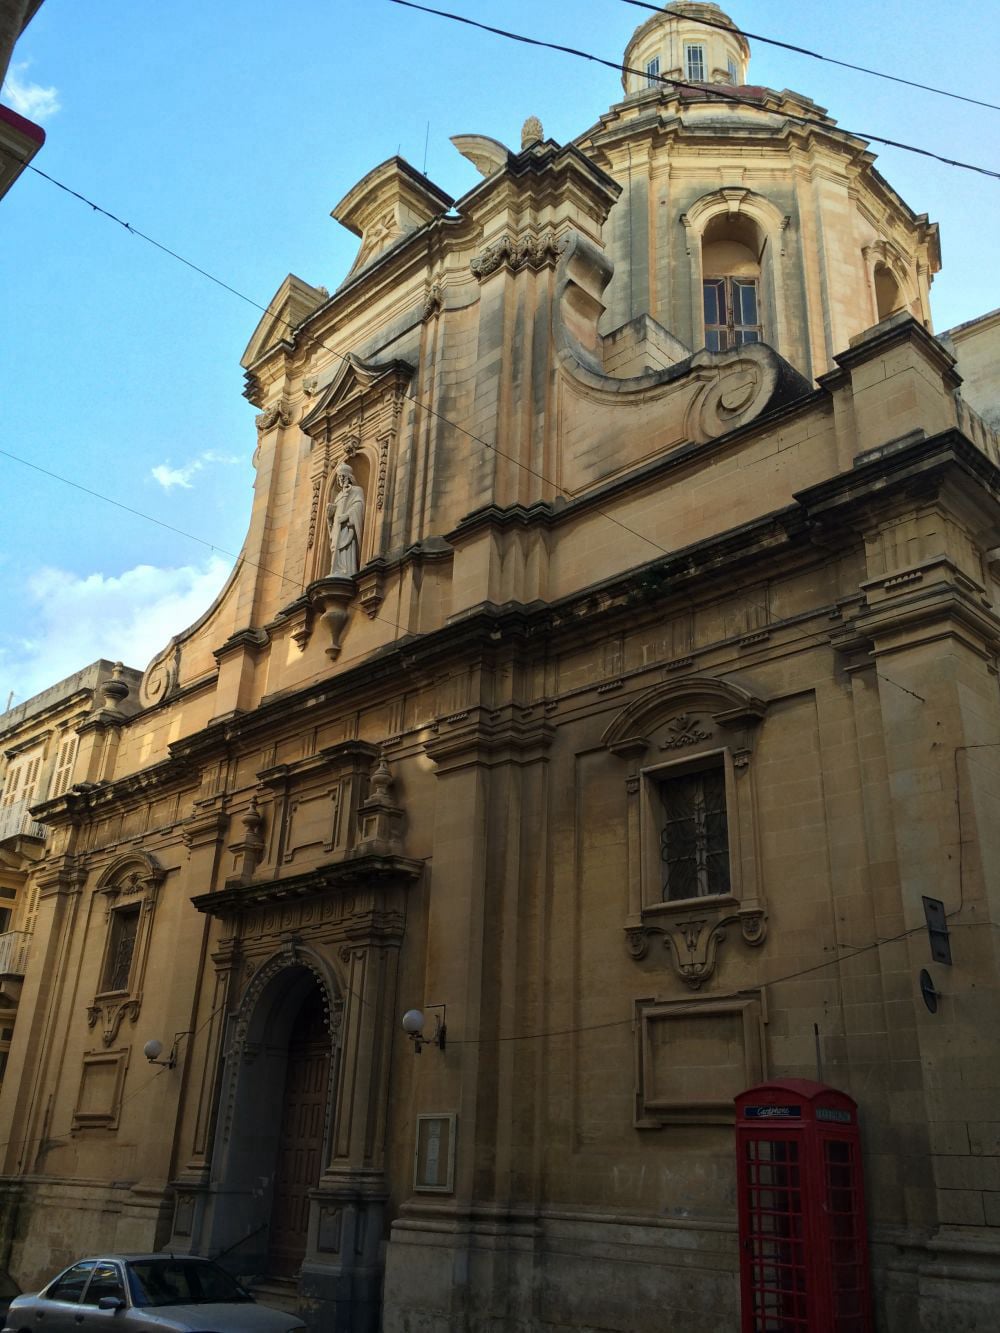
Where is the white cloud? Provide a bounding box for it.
[0,555,233,706]
[1,61,60,121]
[151,450,241,491]
[152,461,202,490]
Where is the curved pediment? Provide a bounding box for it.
[602,675,767,756]
[95,849,166,892]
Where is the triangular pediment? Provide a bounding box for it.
[300,353,414,440]
[241,274,330,370]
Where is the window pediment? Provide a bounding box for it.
[601,674,766,757]
[604,675,769,989]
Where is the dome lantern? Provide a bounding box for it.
[622,2,750,96]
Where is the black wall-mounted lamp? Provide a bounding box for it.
[401,1004,446,1053]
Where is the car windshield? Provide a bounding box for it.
[126,1259,253,1307]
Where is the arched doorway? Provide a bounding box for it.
[205,960,340,1281]
[267,987,331,1275]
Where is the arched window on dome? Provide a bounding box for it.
[874,263,904,322]
[701,213,764,351]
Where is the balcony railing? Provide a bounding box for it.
[0,932,30,978]
[0,798,46,844]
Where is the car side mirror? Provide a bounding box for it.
[97,1296,126,1311]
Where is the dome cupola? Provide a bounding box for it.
[622,2,750,96]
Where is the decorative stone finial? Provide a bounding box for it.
[101,662,130,713]
[226,795,266,886]
[356,752,405,853]
[521,116,543,150]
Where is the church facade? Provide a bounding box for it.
[2,5,1000,1331]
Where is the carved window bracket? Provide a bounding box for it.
[87,996,141,1047]
[626,905,767,988]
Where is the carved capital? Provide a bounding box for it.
[470,230,566,280]
[255,401,293,433]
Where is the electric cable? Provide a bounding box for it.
[3,909,990,1166]
[2,154,932,708]
[615,0,1000,114]
[386,0,1000,181]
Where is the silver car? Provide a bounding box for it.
[2,1255,305,1332]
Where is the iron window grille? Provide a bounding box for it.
[659,765,731,900]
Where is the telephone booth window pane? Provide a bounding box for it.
[824,1138,866,1332]
[744,1139,808,1329]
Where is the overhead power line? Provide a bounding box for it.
[386,0,1000,181]
[3,911,988,1164]
[616,0,1000,114]
[5,146,929,706]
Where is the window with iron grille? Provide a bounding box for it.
[101,905,141,993]
[703,276,762,351]
[659,764,730,900]
[685,43,706,82]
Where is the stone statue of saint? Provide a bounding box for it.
[327,463,366,578]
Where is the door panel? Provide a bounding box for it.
[267,991,331,1277]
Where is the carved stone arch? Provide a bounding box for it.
[863,237,919,323]
[682,187,789,244]
[207,942,346,1284]
[602,673,767,757]
[681,187,792,358]
[234,940,344,1053]
[95,848,166,896]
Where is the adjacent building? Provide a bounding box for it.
[2,5,999,1330]
[0,0,47,202]
[0,662,141,1095]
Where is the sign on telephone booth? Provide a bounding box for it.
[735,1080,872,1333]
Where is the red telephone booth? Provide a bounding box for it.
[735,1080,872,1333]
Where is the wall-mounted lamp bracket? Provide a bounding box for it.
[401,1003,447,1054]
[143,1029,192,1069]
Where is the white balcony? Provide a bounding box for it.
[0,798,46,844]
[0,932,30,978]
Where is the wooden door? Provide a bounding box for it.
[268,990,331,1276]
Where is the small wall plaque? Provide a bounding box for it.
[413,1113,456,1193]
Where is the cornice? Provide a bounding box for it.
[795,429,1000,532]
[190,853,424,918]
[31,754,200,828]
[834,321,959,384]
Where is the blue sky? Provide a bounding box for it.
[1,0,997,709]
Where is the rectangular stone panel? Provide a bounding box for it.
[635,993,765,1126]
